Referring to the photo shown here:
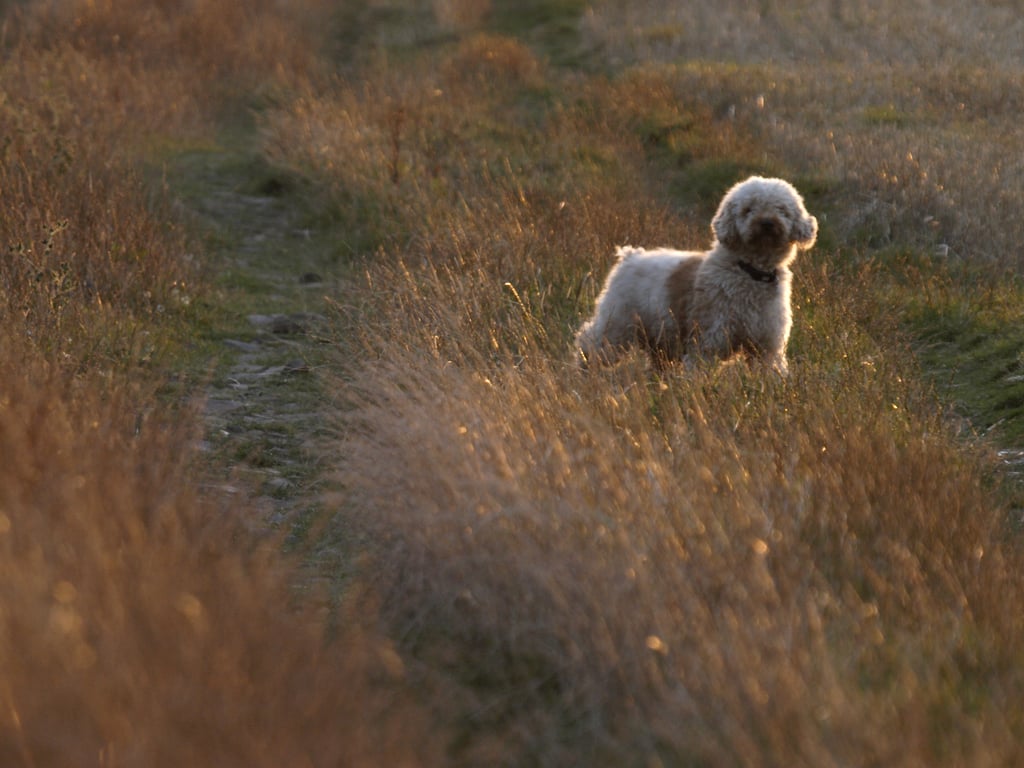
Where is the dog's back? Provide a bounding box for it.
[576,247,703,365]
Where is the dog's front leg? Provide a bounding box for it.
[693,321,735,364]
[767,351,789,376]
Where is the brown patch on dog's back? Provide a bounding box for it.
[666,256,702,337]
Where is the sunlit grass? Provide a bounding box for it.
[0,1,438,763]
[257,20,1024,763]
[4,0,1024,764]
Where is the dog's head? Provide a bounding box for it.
[711,176,818,260]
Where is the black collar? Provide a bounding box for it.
[737,260,778,284]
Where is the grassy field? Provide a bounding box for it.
[2,0,1024,765]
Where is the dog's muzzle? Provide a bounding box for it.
[750,217,786,246]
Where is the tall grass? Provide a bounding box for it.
[0,1,443,764]
[331,206,1023,761]
[580,0,1024,461]
[341,330,1021,764]
[17,0,327,98]
[5,0,1024,764]
[0,47,192,373]
[254,23,1024,763]
[0,349,441,766]
[1,0,332,375]
[584,0,1024,267]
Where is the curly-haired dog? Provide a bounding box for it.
[575,176,817,374]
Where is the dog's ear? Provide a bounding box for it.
[712,197,743,248]
[793,214,818,249]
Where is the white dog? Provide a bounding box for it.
[575,176,817,373]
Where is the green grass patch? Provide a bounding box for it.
[907,286,1024,447]
[668,157,775,211]
[863,103,916,127]
[488,0,590,65]
[848,247,1024,451]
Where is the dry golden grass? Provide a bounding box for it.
[433,0,492,31]
[18,0,328,96]
[0,1,442,764]
[257,11,1024,763]
[323,164,1022,764]
[584,0,1024,266]
[1,0,335,374]
[5,0,1024,764]
[341,341,1023,764]
[0,347,441,766]
[331,214,1024,762]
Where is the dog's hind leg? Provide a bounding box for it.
[575,322,622,368]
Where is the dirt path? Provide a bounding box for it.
[159,140,346,535]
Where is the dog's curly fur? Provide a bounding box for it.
[575,176,818,373]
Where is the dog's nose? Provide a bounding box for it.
[756,218,782,237]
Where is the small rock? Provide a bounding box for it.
[223,338,261,353]
[270,315,307,335]
[205,398,244,415]
[299,272,323,285]
[248,312,327,335]
[247,314,275,328]
[254,366,288,378]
